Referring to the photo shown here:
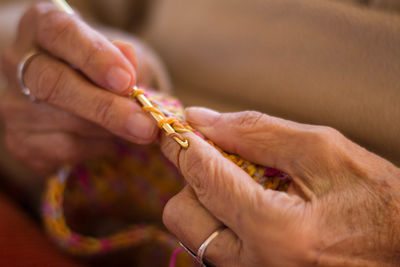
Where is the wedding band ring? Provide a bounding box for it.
[179,241,197,259]
[196,228,224,267]
[17,50,40,102]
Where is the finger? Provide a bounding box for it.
[184,107,345,195]
[18,2,136,94]
[160,132,298,238]
[113,41,138,71]
[113,40,154,88]
[6,131,116,176]
[184,108,314,168]
[24,53,158,144]
[163,186,242,267]
[113,40,155,88]
[2,89,112,138]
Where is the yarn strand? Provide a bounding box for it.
[42,87,291,259]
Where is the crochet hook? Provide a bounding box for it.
[130,86,189,148]
[52,0,74,14]
[51,0,189,149]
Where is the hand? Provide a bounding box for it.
[0,3,159,176]
[161,107,400,266]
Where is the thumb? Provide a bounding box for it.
[185,107,310,170]
[185,107,339,196]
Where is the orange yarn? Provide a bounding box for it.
[42,87,291,262]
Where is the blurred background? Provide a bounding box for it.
[1,0,399,165]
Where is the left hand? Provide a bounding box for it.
[0,3,162,176]
[161,107,400,267]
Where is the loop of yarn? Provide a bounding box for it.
[42,88,291,259]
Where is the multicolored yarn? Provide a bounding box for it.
[42,87,291,265]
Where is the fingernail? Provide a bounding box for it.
[127,112,157,140]
[106,67,132,93]
[185,107,221,127]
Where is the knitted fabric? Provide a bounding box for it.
[42,88,291,265]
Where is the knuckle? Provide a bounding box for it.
[181,153,205,193]
[316,125,340,138]
[180,150,219,201]
[23,2,51,21]
[234,111,266,129]
[36,7,76,49]
[94,96,116,128]
[302,126,344,157]
[27,2,55,16]
[22,2,57,32]
[82,40,108,69]
[163,188,196,236]
[196,163,219,200]
[308,126,341,145]
[162,194,181,231]
[33,59,66,102]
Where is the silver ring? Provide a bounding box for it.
[196,228,224,267]
[179,241,197,259]
[17,50,40,102]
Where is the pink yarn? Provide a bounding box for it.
[169,247,184,267]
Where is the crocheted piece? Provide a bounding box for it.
[42,88,291,264]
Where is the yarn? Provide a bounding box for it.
[42,87,291,264]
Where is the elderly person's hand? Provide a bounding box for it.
[0,2,159,176]
[161,107,400,266]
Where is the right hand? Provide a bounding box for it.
[161,108,400,266]
[0,2,159,176]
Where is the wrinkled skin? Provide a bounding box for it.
[2,2,400,267]
[161,108,400,267]
[0,2,159,176]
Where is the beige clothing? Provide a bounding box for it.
[143,0,400,166]
[0,0,399,170]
